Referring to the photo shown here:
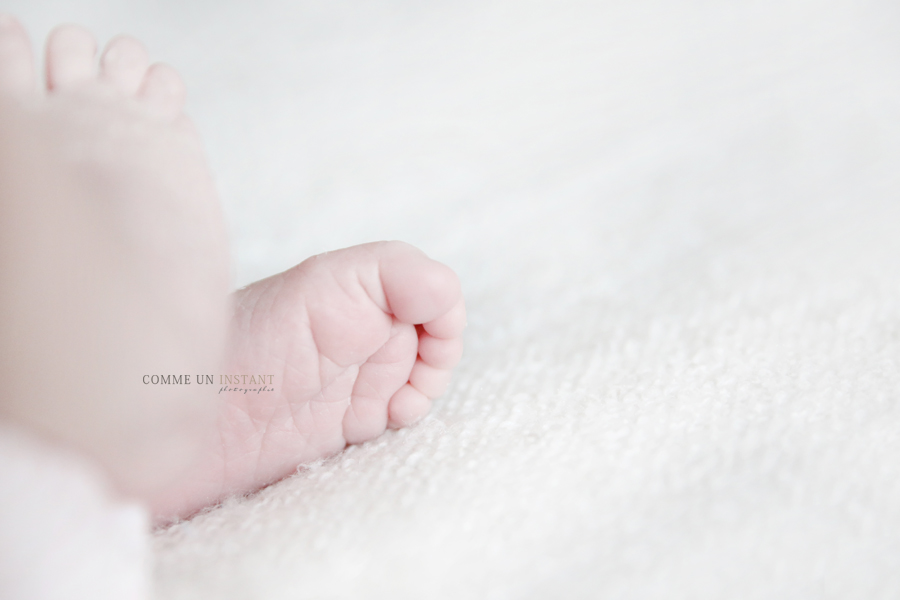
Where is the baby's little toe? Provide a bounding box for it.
[0,14,36,96]
[387,384,432,429]
[45,24,97,90]
[100,35,149,96]
[137,62,186,119]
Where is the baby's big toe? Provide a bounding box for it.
[46,24,97,90]
[380,242,462,325]
[0,14,36,96]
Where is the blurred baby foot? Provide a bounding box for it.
[0,17,230,503]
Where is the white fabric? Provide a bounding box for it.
[3,0,900,598]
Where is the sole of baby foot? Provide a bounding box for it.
[0,18,230,508]
[150,242,465,521]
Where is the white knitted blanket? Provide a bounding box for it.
[2,1,899,598]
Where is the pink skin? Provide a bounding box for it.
[0,16,465,522]
[156,243,466,519]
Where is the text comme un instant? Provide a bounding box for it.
[143,374,275,385]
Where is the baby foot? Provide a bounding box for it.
[154,242,465,520]
[0,18,230,500]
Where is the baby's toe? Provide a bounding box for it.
[99,35,149,96]
[137,62,185,119]
[0,14,36,96]
[423,296,466,340]
[410,330,463,399]
[387,384,432,429]
[380,243,462,326]
[417,330,465,369]
[45,24,97,90]
[409,359,455,399]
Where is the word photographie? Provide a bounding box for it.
[143,374,276,394]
